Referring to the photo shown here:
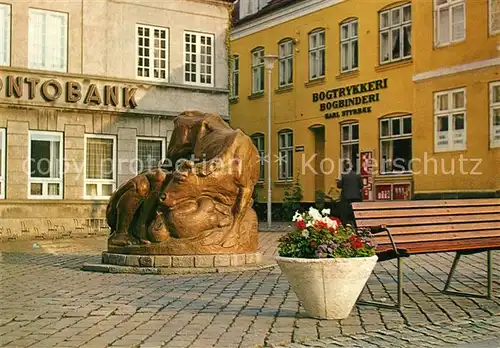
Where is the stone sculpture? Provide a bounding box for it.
[106,111,260,255]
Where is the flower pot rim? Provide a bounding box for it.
[275,255,378,263]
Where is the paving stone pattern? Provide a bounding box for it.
[0,233,499,348]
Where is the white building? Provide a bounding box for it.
[0,0,233,240]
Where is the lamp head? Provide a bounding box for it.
[262,55,278,70]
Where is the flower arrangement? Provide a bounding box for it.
[277,207,377,259]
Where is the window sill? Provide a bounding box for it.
[275,85,293,94]
[434,148,467,154]
[434,39,466,50]
[256,181,265,186]
[336,70,359,81]
[375,59,413,72]
[248,92,264,100]
[304,78,325,88]
[376,172,413,178]
[229,97,239,104]
[275,180,294,185]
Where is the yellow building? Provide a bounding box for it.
[230,0,500,205]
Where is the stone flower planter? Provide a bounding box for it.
[276,255,378,320]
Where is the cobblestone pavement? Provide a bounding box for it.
[1,232,499,348]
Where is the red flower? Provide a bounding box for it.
[349,235,363,249]
[329,216,342,225]
[296,220,306,230]
[314,221,328,230]
[311,241,316,247]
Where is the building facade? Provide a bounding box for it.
[0,0,232,240]
[230,0,500,206]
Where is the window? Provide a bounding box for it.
[251,134,265,182]
[85,135,116,199]
[278,131,293,180]
[309,30,325,80]
[28,131,63,199]
[434,88,466,152]
[252,48,264,94]
[435,0,465,46]
[340,123,359,172]
[0,4,10,66]
[231,55,239,98]
[28,9,67,72]
[380,116,412,173]
[137,137,166,173]
[279,39,293,87]
[0,129,5,199]
[340,20,358,73]
[490,0,500,35]
[136,25,168,80]
[239,0,269,19]
[490,82,500,147]
[184,31,214,86]
[380,4,411,64]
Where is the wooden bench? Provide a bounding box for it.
[351,198,500,310]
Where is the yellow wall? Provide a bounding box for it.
[231,0,500,202]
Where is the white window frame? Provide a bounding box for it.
[308,29,325,80]
[136,24,169,81]
[434,88,467,152]
[490,0,500,35]
[231,55,239,98]
[278,131,293,181]
[380,115,413,174]
[340,20,358,73]
[379,4,412,64]
[0,128,5,199]
[136,136,166,174]
[183,31,215,87]
[340,123,359,171]
[278,39,294,87]
[434,0,466,47]
[251,48,264,94]
[84,134,117,200]
[28,130,64,200]
[251,134,265,182]
[490,81,500,148]
[0,4,11,67]
[28,8,68,72]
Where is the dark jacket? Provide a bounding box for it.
[337,170,363,201]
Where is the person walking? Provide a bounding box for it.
[336,160,363,227]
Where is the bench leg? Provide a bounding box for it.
[442,251,493,299]
[357,257,403,310]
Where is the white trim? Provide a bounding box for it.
[135,24,169,82]
[0,128,5,199]
[231,0,344,40]
[490,81,500,148]
[490,0,500,35]
[0,4,11,67]
[135,136,166,174]
[84,134,117,200]
[28,8,68,73]
[433,87,467,153]
[28,130,64,200]
[413,57,500,82]
[183,31,215,87]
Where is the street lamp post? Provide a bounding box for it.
[263,55,278,229]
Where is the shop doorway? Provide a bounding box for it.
[309,124,325,203]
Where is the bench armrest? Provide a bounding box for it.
[366,224,403,259]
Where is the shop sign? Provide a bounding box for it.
[311,78,388,119]
[360,151,374,201]
[374,182,412,201]
[295,145,305,152]
[0,75,138,108]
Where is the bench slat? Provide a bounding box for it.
[352,199,500,211]
[382,221,500,236]
[355,206,500,219]
[376,236,500,254]
[356,214,500,228]
[374,229,500,245]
